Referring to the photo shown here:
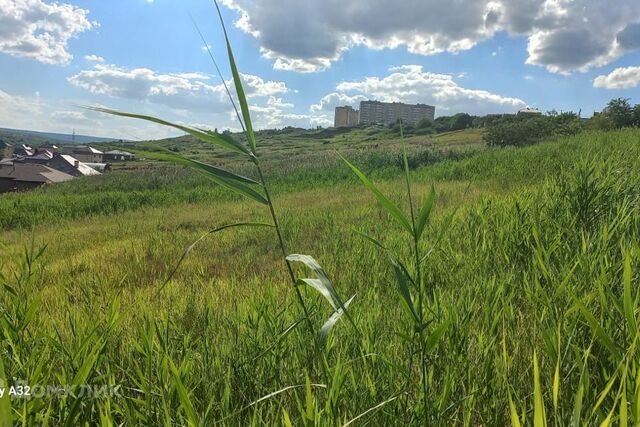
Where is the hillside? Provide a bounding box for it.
[0,127,121,146]
[1,129,639,424]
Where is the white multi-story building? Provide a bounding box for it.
[359,101,435,125]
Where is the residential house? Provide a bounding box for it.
[39,144,61,154]
[46,154,101,177]
[71,146,104,163]
[518,107,542,116]
[103,150,135,162]
[22,150,55,164]
[14,144,35,157]
[0,162,74,193]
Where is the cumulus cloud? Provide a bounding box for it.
[310,92,368,113]
[593,66,640,89]
[84,54,104,63]
[221,0,640,74]
[250,104,331,128]
[316,65,525,116]
[0,0,95,65]
[65,62,326,130]
[68,63,289,112]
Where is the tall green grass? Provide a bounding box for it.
[1,129,639,424]
[1,0,640,423]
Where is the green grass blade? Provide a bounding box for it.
[415,185,436,240]
[168,359,198,426]
[591,373,618,418]
[88,107,251,156]
[533,350,547,427]
[339,153,413,235]
[508,392,522,427]
[391,259,420,325]
[352,229,389,252]
[425,320,449,352]
[571,346,591,427]
[343,393,403,426]
[125,146,260,184]
[0,353,12,427]
[287,254,344,311]
[575,301,621,360]
[553,357,560,412]
[623,252,636,336]
[214,0,257,154]
[127,146,268,205]
[620,377,628,427]
[319,295,355,346]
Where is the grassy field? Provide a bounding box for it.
[0,128,639,425]
[0,128,482,230]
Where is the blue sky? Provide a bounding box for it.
[1,0,639,139]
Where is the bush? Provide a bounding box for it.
[484,113,582,147]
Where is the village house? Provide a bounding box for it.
[13,144,35,157]
[0,161,74,193]
[46,154,102,177]
[103,150,135,162]
[70,146,104,163]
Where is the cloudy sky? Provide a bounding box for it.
[1,0,640,139]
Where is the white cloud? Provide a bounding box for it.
[594,66,640,89]
[85,54,104,63]
[250,104,331,128]
[0,89,42,128]
[68,63,289,113]
[221,0,640,74]
[316,65,525,116]
[310,92,367,113]
[0,0,96,65]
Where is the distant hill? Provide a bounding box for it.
[0,128,122,146]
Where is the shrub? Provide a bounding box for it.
[484,113,582,147]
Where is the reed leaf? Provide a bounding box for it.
[214,0,257,154]
[126,146,267,205]
[339,153,413,235]
[87,107,251,156]
[287,254,343,311]
[0,355,11,427]
[508,392,522,427]
[623,252,636,336]
[415,185,436,241]
[319,295,355,346]
[533,350,547,427]
[391,259,420,325]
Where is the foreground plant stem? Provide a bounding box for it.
[254,159,328,380]
[400,123,429,422]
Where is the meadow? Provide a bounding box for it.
[1,126,639,425]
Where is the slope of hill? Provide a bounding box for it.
[0,127,121,146]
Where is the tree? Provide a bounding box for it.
[605,98,634,128]
[416,117,434,129]
[449,113,474,131]
[633,104,640,127]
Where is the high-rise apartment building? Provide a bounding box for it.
[334,106,360,127]
[358,101,435,126]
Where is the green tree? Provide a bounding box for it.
[633,104,640,127]
[449,113,474,131]
[605,98,634,128]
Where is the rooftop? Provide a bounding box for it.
[0,162,74,183]
[73,146,104,154]
[59,154,101,176]
[105,150,134,156]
